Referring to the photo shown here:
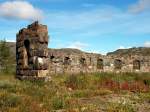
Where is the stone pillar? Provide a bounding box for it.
[16,21,49,80]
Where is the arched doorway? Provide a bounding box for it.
[133,60,140,70]
[24,39,30,66]
[64,57,71,65]
[80,58,86,66]
[97,58,103,69]
[114,59,122,70]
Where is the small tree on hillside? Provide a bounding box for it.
[0,39,12,73]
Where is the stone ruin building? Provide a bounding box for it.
[48,49,150,74]
[16,22,150,79]
[16,21,49,79]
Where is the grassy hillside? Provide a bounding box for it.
[0,72,150,112]
[5,42,150,57]
[107,47,150,56]
[5,42,101,58]
[6,42,16,56]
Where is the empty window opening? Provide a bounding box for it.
[89,57,92,65]
[64,57,71,65]
[97,59,103,69]
[114,59,122,70]
[50,55,55,59]
[24,39,30,65]
[80,58,86,66]
[133,60,140,70]
[50,55,55,62]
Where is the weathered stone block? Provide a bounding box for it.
[18,47,25,53]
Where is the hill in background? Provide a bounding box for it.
[107,47,150,56]
[6,42,150,57]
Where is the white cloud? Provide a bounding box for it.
[86,50,102,54]
[144,41,150,47]
[67,41,89,50]
[119,46,125,49]
[118,46,132,49]
[6,39,16,42]
[128,0,150,13]
[0,1,43,21]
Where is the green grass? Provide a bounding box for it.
[106,102,135,112]
[0,72,150,111]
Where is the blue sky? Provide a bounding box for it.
[0,0,150,54]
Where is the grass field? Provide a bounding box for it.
[0,72,150,112]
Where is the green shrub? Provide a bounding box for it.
[139,92,150,102]
[106,102,135,112]
[0,80,14,89]
[0,39,16,74]
[143,79,150,86]
[0,92,21,110]
[52,96,65,110]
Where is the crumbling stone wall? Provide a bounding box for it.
[48,51,150,74]
[16,21,49,79]
[16,22,150,79]
[48,49,104,74]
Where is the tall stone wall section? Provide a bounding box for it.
[16,22,49,79]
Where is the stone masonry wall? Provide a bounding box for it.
[48,50,150,74]
[16,21,49,79]
[16,22,150,79]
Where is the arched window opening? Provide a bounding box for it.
[133,60,140,70]
[50,55,55,59]
[80,58,86,66]
[97,58,103,69]
[114,59,122,70]
[24,39,30,65]
[64,57,71,65]
[89,57,92,65]
[50,55,55,62]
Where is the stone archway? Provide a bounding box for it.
[133,60,140,70]
[114,59,122,70]
[64,57,71,65]
[24,39,30,67]
[97,58,103,69]
[80,58,86,66]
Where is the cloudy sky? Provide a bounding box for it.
[0,0,150,54]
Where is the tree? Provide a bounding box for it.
[0,39,12,73]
